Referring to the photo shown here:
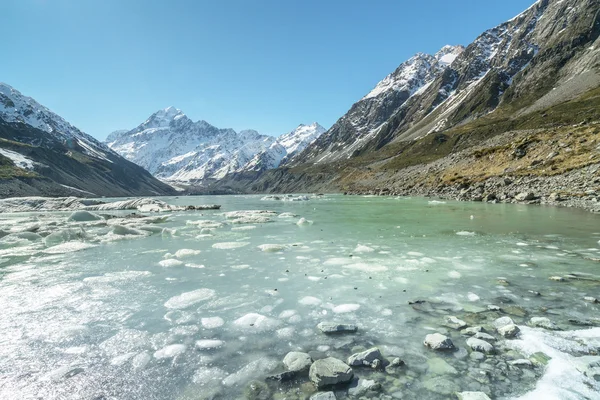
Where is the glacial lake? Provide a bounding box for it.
[0,194,599,400]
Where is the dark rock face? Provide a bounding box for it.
[287,0,600,167]
[0,120,175,198]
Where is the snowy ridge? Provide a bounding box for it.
[0,82,115,163]
[106,109,325,183]
[363,45,464,100]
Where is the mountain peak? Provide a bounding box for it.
[435,45,465,66]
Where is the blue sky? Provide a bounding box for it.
[1,0,535,139]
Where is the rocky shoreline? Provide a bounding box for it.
[244,280,600,400]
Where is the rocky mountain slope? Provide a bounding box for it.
[216,0,600,210]
[0,83,175,198]
[106,110,324,184]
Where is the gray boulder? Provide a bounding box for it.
[283,351,312,373]
[498,324,520,338]
[424,333,455,350]
[347,347,382,367]
[309,357,354,388]
[317,322,358,334]
[444,316,467,330]
[466,338,494,354]
[348,378,381,397]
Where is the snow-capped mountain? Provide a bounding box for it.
[106,109,325,183]
[243,123,326,171]
[0,82,174,197]
[293,0,600,166]
[0,83,116,163]
[292,45,465,164]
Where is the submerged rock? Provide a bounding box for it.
[283,351,312,374]
[424,333,455,350]
[309,357,354,388]
[444,316,468,330]
[317,322,358,334]
[423,376,460,395]
[347,347,382,367]
[529,317,560,330]
[456,392,492,400]
[347,378,381,397]
[466,338,494,354]
[310,392,336,400]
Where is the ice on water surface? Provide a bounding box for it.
[0,194,599,400]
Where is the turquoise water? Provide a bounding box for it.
[0,195,599,399]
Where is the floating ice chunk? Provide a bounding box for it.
[193,366,228,384]
[83,271,151,283]
[299,296,322,306]
[276,327,295,338]
[159,259,184,267]
[43,228,87,246]
[456,231,476,236]
[324,257,355,266]
[212,242,249,249]
[185,263,205,268]
[201,317,225,328]
[112,225,145,236]
[132,352,152,370]
[354,244,374,253]
[195,339,224,350]
[407,251,424,257]
[43,242,96,254]
[428,200,446,205]
[231,226,256,231]
[333,304,361,313]
[231,264,250,270]
[154,344,187,359]
[279,310,296,319]
[68,210,103,222]
[186,220,223,228]
[222,357,279,387]
[342,263,387,272]
[233,313,281,332]
[164,288,216,309]
[468,292,480,302]
[517,242,529,246]
[507,327,600,399]
[99,329,150,357]
[174,249,201,258]
[41,365,85,381]
[297,218,313,226]
[307,276,320,281]
[448,271,462,279]
[278,212,297,218]
[258,244,288,252]
[110,352,137,366]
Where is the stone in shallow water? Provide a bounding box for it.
[424,333,455,350]
[466,338,494,354]
[509,359,533,367]
[456,392,492,400]
[347,347,382,367]
[474,332,496,342]
[347,378,381,397]
[423,376,461,395]
[310,392,336,400]
[529,316,560,330]
[427,357,458,375]
[493,316,515,329]
[497,324,520,338]
[317,322,358,334]
[309,357,354,389]
[283,351,312,373]
[444,316,468,330]
[462,326,483,336]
